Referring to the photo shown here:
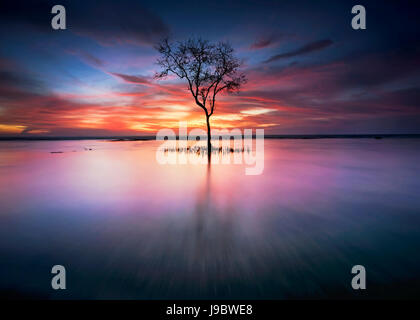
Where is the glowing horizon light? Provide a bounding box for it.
[130,123,156,131]
[258,123,278,127]
[0,124,27,134]
[212,114,244,121]
[26,129,50,134]
[161,104,192,111]
[240,108,277,116]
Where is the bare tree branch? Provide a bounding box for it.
[155,37,246,118]
[154,37,247,158]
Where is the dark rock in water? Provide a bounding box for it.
[50,151,63,154]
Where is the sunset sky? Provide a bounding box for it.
[0,0,419,136]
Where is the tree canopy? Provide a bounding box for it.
[155,38,246,118]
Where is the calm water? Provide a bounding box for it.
[1,138,420,299]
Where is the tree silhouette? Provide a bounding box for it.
[155,38,246,160]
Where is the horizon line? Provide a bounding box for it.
[1,133,420,141]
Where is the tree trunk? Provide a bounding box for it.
[206,114,211,162]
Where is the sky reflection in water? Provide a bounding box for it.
[0,139,420,299]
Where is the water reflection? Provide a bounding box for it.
[189,162,243,295]
[192,162,211,262]
[0,139,420,299]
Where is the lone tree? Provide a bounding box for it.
[155,38,246,159]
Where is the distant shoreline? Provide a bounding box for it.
[0,134,420,141]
